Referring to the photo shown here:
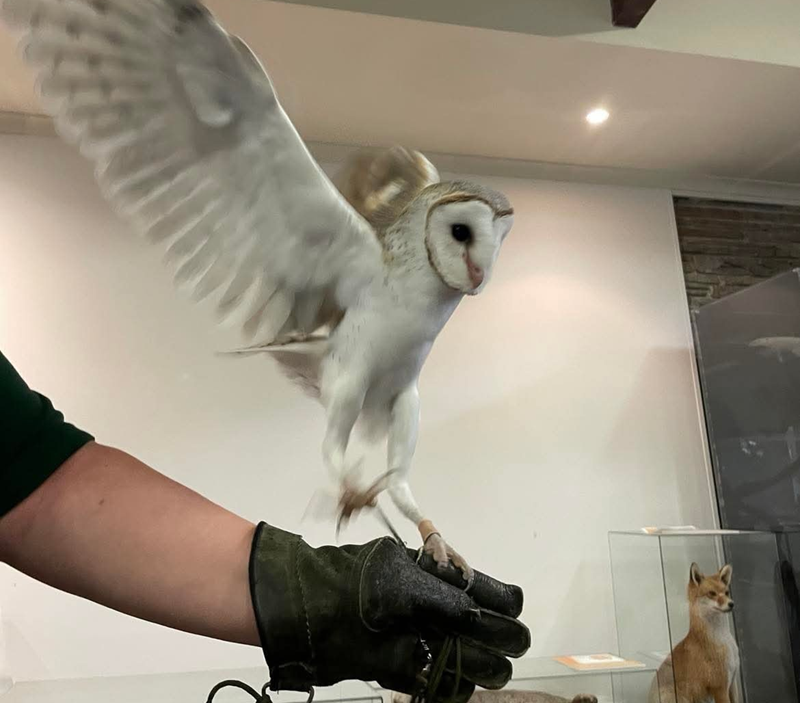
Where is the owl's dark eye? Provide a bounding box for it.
[451,224,472,244]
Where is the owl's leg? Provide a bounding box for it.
[322,381,372,531]
[386,386,472,579]
[322,382,366,478]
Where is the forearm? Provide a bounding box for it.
[0,441,260,646]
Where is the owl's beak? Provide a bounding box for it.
[465,253,485,290]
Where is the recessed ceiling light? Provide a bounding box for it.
[586,108,610,125]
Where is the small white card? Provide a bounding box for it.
[572,654,626,665]
[555,653,646,671]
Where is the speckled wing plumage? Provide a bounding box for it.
[333,145,440,233]
[1,0,383,343]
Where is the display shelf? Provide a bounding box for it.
[495,655,660,703]
[365,654,659,692]
[366,654,661,703]
[3,668,378,703]
[508,655,660,681]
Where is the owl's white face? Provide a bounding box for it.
[425,199,513,295]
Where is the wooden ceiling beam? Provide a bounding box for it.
[611,0,659,28]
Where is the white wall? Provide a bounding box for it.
[0,136,715,682]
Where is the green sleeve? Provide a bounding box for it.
[0,351,94,517]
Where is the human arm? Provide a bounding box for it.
[0,348,258,645]
[0,440,260,646]
[1,441,531,703]
[0,350,529,700]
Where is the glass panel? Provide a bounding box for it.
[609,531,797,703]
[501,668,614,703]
[661,531,796,702]
[608,534,671,665]
[722,532,796,701]
[610,670,669,703]
[608,532,674,703]
[693,269,800,699]
[0,610,10,698]
[4,671,376,703]
[369,657,659,703]
[657,534,725,651]
[693,269,800,530]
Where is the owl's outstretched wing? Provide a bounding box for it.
[2,0,383,341]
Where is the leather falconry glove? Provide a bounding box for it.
[243,522,531,703]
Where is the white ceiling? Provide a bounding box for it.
[3,0,800,184]
[273,0,800,68]
[578,0,800,68]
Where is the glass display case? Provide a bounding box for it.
[0,613,10,698]
[366,529,796,702]
[368,656,654,703]
[481,656,656,703]
[693,268,800,693]
[2,668,378,703]
[609,529,797,703]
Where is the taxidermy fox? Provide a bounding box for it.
[649,563,740,703]
[392,691,597,703]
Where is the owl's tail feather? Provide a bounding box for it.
[218,333,329,355]
[217,336,327,399]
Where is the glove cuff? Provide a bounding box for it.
[249,521,316,692]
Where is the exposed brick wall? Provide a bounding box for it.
[674,196,800,309]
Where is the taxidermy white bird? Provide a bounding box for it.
[1,0,514,572]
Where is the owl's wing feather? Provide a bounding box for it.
[2,0,383,340]
[333,146,440,234]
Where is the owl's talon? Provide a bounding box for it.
[449,549,474,582]
[423,532,473,581]
[336,470,394,530]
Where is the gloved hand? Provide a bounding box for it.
[249,522,530,703]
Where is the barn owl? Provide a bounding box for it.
[1,0,514,573]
